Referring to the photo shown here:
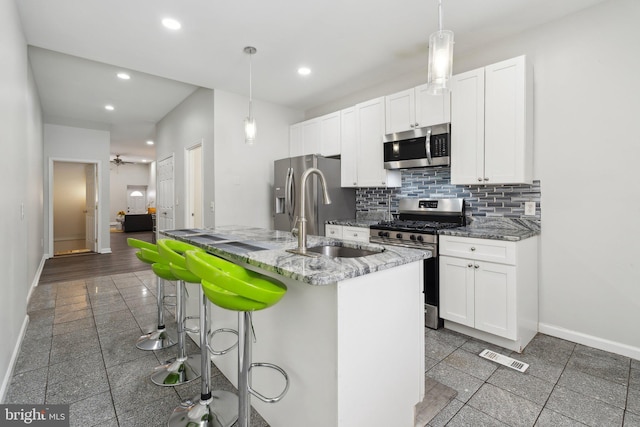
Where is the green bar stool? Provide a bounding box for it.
[185,250,289,427]
[127,238,176,351]
[139,242,201,387]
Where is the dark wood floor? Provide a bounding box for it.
[39,231,155,284]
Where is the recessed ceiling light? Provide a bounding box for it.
[298,67,311,76]
[117,72,130,80]
[162,18,181,30]
[146,140,154,145]
[105,105,115,111]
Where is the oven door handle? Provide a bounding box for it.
[425,127,433,165]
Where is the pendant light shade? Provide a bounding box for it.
[244,46,257,145]
[427,0,454,95]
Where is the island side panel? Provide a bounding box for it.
[337,261,424,427]
[206,275,340,427]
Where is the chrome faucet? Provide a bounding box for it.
[291,167,331,254]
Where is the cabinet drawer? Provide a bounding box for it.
[439,235,516,265]
[342,226,370,243]
[325,224,343,239]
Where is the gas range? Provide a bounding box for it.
[369,198,466,250]
[368,198,466,330]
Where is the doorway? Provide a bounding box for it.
[52,161,98,256]
[157,154,175,233]
[127,185,148,214]
[186,142,203,228]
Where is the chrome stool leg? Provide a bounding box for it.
[168,287,238,427]
[152,280,201,386]
[137,276,176,351]
[238,312,290,427]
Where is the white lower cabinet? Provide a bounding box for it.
[325,224,369,243]
[439,235,538,352]
[325,224,343,239]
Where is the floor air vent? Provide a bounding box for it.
[479,349,529,373]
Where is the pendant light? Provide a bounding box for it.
[244,46,257,145]
[427,0,454,95]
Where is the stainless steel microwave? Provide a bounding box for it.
[383,123,450,169]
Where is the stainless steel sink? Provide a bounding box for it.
[303,245,383,258]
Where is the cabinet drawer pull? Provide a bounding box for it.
[470,247,476,251]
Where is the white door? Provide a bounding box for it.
[84,163,98,252]
[127,186,147,214]
[186,144,203,228]
[157,155,175,232]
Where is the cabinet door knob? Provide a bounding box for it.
[353,182,357,185]
[474,264,480,269]
[478,177,483,182]
[470,247,476,251]
[410,123,415,128]
[382,181,386,185]
[484,177,489,181]
[468,263,473,268]
[414,122,419,127]
[353,233,358,237]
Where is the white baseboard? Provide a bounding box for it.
[100,247,112,254]
[26,255,47,302]
[539,322,640,361]
[0,315,29,403]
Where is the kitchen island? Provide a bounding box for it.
[161,225,430,427]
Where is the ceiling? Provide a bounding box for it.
[17,0,606,163]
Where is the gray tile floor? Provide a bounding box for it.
[424,328,640,427]
[6,270,640,426]
[6,271,267,427]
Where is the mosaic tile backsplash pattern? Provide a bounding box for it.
[356,167,541,220]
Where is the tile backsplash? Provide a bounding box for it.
[356,167,541,220]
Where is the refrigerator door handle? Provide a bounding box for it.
[286,167,295,223]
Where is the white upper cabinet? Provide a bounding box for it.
[289,111,342,158]
[319,111,341,157]
[351,97,401,188]
[385,84,450,135]
[415,84,451,128]
[289,122,304,157]
[340,107,358,187]
[451,55,533,185]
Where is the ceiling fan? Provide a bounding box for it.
[110,154,133,167]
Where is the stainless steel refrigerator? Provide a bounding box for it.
[274,155,356,236]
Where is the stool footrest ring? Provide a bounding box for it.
[248,362,289,403]
[206,328,239,356]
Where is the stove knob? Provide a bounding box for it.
[396,233,403,239]
[410,234,416,241]
[377,231,385,237]
[417,235,424,242]
[383,231,390,238]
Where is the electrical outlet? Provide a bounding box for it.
[524,202,536,216]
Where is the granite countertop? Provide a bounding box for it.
[326,219,382,228]
[439,217,541,241]
[161,225,430,286]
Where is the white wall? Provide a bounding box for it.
[109,163,151,221]
[309,0,640,358]
[156,87,214,228]
[213,90,301,228]
[156,87,301,230]
[44,124,111,255]
[0,0,44,401]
